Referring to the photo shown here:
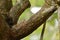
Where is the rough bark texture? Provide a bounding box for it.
[0,13,14,40]
[0,0,59,40]
[12,5,57,39]
[0,0,13,27]
[9,0,31,25]
[0,0,12,11]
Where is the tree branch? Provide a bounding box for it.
[9,0,31,25]
[11,5,57,39]
[0,13,11,40]
[0,0,12,11]
[0,0,13,27]
[0,13,21,40]
[0,0,58,40]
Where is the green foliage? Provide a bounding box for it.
[30,0,44,6]
[12,0,17,5]
[19,8,32,21]
[47,13,58,26]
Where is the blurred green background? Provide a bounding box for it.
[12,0,59,40]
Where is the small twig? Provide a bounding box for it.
[40,21,46,40]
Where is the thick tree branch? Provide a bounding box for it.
[7,0,13,11]
[9,0,31,25]
[0,11,20,40]
[11,5,57,39]
[0,0,13,27]
[0,0,12,11]
[0,13,11,40]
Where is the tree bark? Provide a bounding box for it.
[12,5,57,39]
[9,0,31,25]
[0,0,58,40]
[0,0,12,11]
